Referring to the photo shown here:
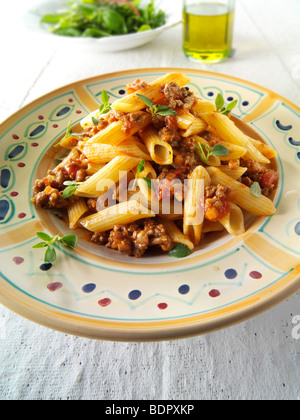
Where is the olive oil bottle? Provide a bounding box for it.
[183,1,235,63]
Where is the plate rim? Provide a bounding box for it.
[1,67,300,342]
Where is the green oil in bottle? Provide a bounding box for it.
[183,2,235,63]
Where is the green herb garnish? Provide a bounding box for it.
[215,93,238,115]
[250,182,262,198]
[136,94,178,118]
[133,159,145,188]
[169,244,192,259]
[33,232,78,264]
[40,0,166,38]
[62,181,83,199]
[195,143,230,165]
[92,90,112,125]
[143,177,154,190]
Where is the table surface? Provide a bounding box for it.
[1,0,300,401]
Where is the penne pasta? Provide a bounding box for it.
[80,200,155,233]
[160,218,195,251]
[200,112,271,164]
[139,126,173,165]
[176,109,195,129]
[219,203,245,236]
[111,73,191,112]
[192,97,217,115]
[86,113,151,146]
[181,117,207,137]
[76,156,141,197]
[82,137,151,164]
[32,72,280,259]
[184,166,211,246]
[193,135,221,166]
[68,198,89,229]
[218,165,248,180]
[247,136,277,159]
[206,166,276,216]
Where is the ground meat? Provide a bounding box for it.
[173,137,200,173]
[162,82,195,110]
[127,79,148,94]
[32,187,75,209]
[91,219,173,258]
[205,185,236,222]
[240,159,279,197]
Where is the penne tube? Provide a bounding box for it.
[159,218,195,251]
[82,137,151,164]
[181,117,207,137]
[218,141,248,161]
[200,112,271,164]
[206,166,276,216]
[80,200,155,233]
[176,109,195,129]
[219,203,245,236]
[192,135,221,166]
[184,166,211,246]
[86,162,105,176]
[111,73,191,112]
[86,113,151,146]
[139,126,173,165]
[76,156,141,197]
[202,220,225,233]
[218,165,247,180]
[68,198,89,229]
[192,97,217,115]
[247,136,277,159]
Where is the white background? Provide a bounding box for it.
[0,0,300,400]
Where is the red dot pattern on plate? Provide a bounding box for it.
[209,289,221,298]
[31,143,39,147]
[18,213,26,219]
[47,282,63,292]
[249,271,263,279]
[38,115,44,120]
[76,110,82,114]
[98,298,111,307]
[158,303,168,310]
[12,134,19,140]
[10,192,19,197]
[53,124,58,128]
[13,257,24,265]
[18,163,25,168]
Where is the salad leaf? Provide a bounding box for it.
[40,0,166,38]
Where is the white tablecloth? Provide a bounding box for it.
[0,0,300,400]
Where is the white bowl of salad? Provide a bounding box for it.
[24,0,182,51]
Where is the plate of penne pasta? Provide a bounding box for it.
[0,69,299,341]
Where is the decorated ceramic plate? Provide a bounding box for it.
[0,68,300,342]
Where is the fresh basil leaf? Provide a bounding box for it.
[215,93,225,111]
[226,99,238,111]
[36,232,52,242]
[62,185,78,199]
[250,182,262,198]
[143,177,153,190]
[44,245,57,264]
[61,234,78,248]
[136,159,145,176]
[101,90,110,105]
[136,94,154,109]
[32,242,48,249]
[210,144,230,157]
[92,116,100,125]
[169,244,192,258]
[157,109,178,117]
[195,143,209,164]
